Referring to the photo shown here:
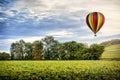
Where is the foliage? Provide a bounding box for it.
[0,61,120,80]
[41,36,59,60]
[88,44,104,60]
[32,41,43,60]
[0,52,10,60]
[24,42,32,60]
[10,40,25,60]
[10,36,104,60]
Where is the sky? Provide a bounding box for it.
[0,0,120,53]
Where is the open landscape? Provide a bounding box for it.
[0,0,120,80]
[0,39,120,80]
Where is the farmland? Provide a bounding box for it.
[102,44,120,59]
[0,61,120,80]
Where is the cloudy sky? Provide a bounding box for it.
[0,0,120,52]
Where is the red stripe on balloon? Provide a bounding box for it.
[93,12,97,31]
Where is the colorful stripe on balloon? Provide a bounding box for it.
[86,12,105,34]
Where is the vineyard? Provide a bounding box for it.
[0,61,120,80]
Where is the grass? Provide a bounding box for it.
[0,61,120,80]
[102,44,120,58]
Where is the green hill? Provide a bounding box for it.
[100,39,120,46]
[101,44,120,59]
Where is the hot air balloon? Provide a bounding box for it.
[86,12,105,36]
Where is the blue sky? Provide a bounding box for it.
[0,0,120,52]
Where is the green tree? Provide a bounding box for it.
[88,44,104,60]
[48,41,62,60]
[32,41,43,60]
[75,47,89,60]
[19,40,25,59]
[0,52,10,60]
[10,43,16,60]
[24,42,32,60]
[42,36,58,60]
[10,40,25,60]
[62,41,87,60]
[9,36,104,60]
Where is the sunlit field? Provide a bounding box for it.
[102,44,120,59]
[0,61,120,80]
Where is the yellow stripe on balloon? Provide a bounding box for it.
[96,13,102,32]
[88,13,94,32]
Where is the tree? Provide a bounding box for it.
[62,41,76,60]
[75,47,89,60]
[0,52,10,60]
[10,43,16,60]
[24,42,32,60]
[10,40,25,60]
[32,41,43,60]
[19,40,25,59]
[88,44,104,60]
[62,41,87,60]
[42,36,58,60]
[9,36,105,60]
[47,41,61,60]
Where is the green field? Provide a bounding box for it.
[0,61,120,80]
[102,44,120,59]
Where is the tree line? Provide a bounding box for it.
[100,39,120,46]
[0,36,104,60]
[0,52,10,60]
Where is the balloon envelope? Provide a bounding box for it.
[86,12,105,36]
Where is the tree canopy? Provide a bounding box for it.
[10,36,104,60]
[0,52,10,60]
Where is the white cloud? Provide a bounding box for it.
[10,36,43,43]
[8,0,120,37]
[0,50,9,53]
[10,0,27,11]
[9,0,120,36]
[0,17,7,21]
[0,36,44,47]
[47,30,73,38]
[0,36,44,53]
[7,0,120,40]
[1,0,120,38]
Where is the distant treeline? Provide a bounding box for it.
[100,39,120,46]
[0,36,106,60]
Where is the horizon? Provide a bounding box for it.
[0,0,120,53]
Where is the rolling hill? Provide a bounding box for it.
[100,39,120,46]
[101,44,120,60]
